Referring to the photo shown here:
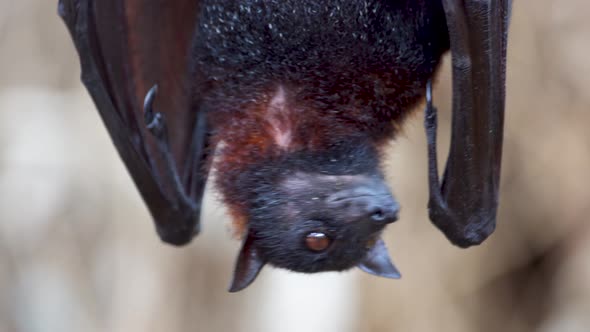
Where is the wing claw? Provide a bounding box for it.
[424,80,437,133]
[143,85,166,137]
[141,85,192,208]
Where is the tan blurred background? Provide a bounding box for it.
[1,1,589,332]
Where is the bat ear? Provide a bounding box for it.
[357,238,401,279]
[228,233,266,292]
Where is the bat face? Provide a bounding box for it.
[249,172,399,272]
[219,141,402,291]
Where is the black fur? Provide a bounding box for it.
[194,0,449,138]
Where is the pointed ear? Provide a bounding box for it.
[228,233,266,292]
[357,238,401,279]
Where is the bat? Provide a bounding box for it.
[58,0,511,292]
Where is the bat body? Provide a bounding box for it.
[59,0,510,291]
[198,1,448,289]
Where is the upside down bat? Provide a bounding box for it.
[59,0,511,292]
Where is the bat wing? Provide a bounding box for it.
[425,0,512,247]
[58,0,211,245]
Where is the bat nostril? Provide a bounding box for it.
[368,204,399,224]
[370,208,386,222]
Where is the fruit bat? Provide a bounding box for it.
[58,0,511,292]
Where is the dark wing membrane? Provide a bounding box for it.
[59,0,210,245]
[425,0,511,247]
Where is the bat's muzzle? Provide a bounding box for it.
[326,182,399,226]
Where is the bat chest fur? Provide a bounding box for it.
[197,0,449,139]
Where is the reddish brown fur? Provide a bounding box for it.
[210,83,426,237]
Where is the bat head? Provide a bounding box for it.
[223,142,401,292]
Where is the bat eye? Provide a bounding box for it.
[305,232,331,252]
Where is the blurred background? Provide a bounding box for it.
[1,1,589,331]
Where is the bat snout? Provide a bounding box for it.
[328,187,399,225]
